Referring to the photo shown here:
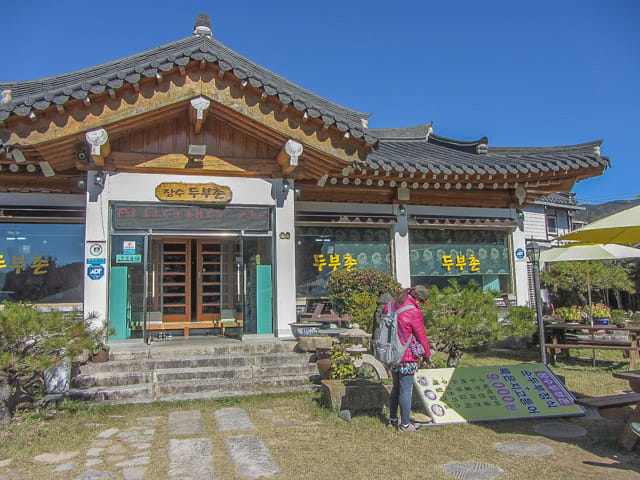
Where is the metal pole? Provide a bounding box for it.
[533,259,547,364]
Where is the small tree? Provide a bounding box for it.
[325,268,401,333]
[422,280,500,367]
[0,302,98,422]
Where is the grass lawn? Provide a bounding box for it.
[1,347,640,479]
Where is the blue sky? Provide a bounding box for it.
[2,1,638,204]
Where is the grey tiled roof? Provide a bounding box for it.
[360,134,608,176]
[534,192,582,208]
[0,34,375,144]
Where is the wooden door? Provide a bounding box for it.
[196,240,222,321]
[161,239,191,322]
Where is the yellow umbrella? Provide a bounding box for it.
[558,205,640,244]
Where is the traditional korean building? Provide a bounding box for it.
[0,14,609,341]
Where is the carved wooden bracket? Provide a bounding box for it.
[277,139,303,175]
[190,96,211,134]
[85,128,111,167]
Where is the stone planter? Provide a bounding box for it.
[289,322,321,338]
[296,335,333,353]
[321,379,390,413]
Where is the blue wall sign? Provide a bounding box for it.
[515,248,525,259]
[87,265,105,280]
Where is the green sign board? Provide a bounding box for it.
[413,363,585,424]
[116,254,142,263]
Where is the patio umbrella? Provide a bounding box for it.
[540,243,640,365]
[558,205,640,244]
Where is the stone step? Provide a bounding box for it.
[69,373,319,404]
[80,352,313,374]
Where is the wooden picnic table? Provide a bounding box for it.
[612,370,640,449]
[545,324,640,369]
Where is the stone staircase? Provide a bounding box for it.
[68,339,320,404]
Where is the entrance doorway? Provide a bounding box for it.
[151,238,240,324]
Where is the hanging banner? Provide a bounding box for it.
[413,363,585,424]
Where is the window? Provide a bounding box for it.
[0,223,85,303]
[547,215,557,235]
[295,226,392,297]
[409,228,513,293]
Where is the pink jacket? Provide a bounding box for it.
[383,296,431,363]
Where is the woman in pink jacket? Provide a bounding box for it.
[385,286,431,432]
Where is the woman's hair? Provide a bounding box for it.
[395,287,414,305]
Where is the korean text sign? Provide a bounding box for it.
[413,363,584,424]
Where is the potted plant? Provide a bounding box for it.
[556,305,582,324]
[88,323,113,363]
[319,344,388,413]
[591,303,611,326]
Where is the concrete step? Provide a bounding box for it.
[69,341,320,404]
[80,352,314,374]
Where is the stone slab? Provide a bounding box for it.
[534,422,587,438]
[96,429,119,439]
[122,467,147,480]
[33,451,79,464]
[442,461,504,480]
[226,435,279,479]
[75,471,116,480]
[494,441,554,457]
[54,462,76,472]
[168,411,205,435]
[168,438,215,479]
[215,407,255,431]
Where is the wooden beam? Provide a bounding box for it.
[189,96,211,134]
[85,128,111,167]
[276,139,303,175]
[109,151,277,176]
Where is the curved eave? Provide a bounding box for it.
[0,35,376,145]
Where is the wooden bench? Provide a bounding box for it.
[574,393,640,409]
[297,298,351,326]
[146,321,242,338]
[545,324,640,369]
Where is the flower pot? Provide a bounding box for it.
[289,322,321,338]
[316,358,332,379]
[89,349,110,363]
[316,346,332,360]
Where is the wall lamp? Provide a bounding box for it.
[94,171,105,187]
[398,205,407,216]
[77,174,86,189]
[282,179,290,194]
[294,187,301,199]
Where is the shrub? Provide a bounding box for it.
[0,302,99,422]
[328,344,356,380]
[503,306,536,338]
[422,280,500,367]
[344,291,378,333]
[555,305,582,322]
[325,268,401,330]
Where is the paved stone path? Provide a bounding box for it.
[0,408,284,479]
[0,408,612,479]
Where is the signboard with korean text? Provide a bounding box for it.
[413,364,585,424]
[155,182,232,204]
[112,204,270,232]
